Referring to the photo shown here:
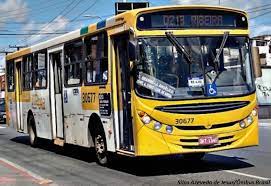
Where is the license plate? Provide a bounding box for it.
[198,135,218,146]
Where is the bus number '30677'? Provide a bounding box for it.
[175,118,194,125]
[82,93,96,103]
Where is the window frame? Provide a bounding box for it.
[6,60,15,92]
[84,32,108,86]
[22,54,34,91]
[33,50,48,90]
[64,39,84,87]
[256,41,267,46]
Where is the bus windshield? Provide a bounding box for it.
[135,36,255,99]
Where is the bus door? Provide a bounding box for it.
[15,61,23,131]
[49,49,64,139]
[114,34,134,151]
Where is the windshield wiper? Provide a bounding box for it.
[210,31,229,82]
[213,31,229,64]
[165,32,192,64]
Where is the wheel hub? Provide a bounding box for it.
[95,135,105,154]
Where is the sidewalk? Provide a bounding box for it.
[0,158,53,186]
[259,119,271,127]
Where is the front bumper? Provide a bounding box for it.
[135,118,259,156]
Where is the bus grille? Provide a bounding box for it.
[182,142,233,149]
[155,101,249,114]
[175,121,237,130]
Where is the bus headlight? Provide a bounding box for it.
[239,120,246,128]
[252,109,257,116]
[154,121,162,131]
[247,116,253,125]
[138,111,151,124]
[142,115,151,124]
[166,125,173,134]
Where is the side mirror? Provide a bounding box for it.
[252,47,262,78]
[128,41,136,62]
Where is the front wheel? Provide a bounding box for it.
[94,129,108,165]
[28,116,38,147]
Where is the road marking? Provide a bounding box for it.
[224,170,271,180]
[0,158,55,185]
[0,126,6,129]
[260,123,271,127]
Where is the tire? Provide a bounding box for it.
[183,153,205,161]
[93,127,109,166]
[28,115,38,147]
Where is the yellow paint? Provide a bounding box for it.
[135,30,249,37]
[6,48,31,61]
[14,57,23,63]
[133,92,259,156]
[81,84,111,110]
[110,36,119,112]
[136,93,256,128]
[21,91,31,102]
[32,93,45,110]
[15,62,21,106]
[81,86,100,110]
[5,92,15,127]
[87,24,96,34]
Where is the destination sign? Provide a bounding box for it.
[137,9,248,30]
[157,15,226,28]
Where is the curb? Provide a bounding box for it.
[0,158,54,185]
[259,119,271,127]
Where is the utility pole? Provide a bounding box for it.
[219,0,221,5]
[9,45,28,51]
[0,51,13,55]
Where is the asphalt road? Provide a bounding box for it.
[0,122,270,186]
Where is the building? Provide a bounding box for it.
[252,35,271,118]
[0,65,4,99]
[0,74,5,99]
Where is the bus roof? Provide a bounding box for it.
[6,5,247,61]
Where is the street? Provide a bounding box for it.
[0,122,270,186]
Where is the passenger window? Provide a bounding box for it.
[7,60,15,92]
[64,40,83,86]
[23,55,33,90]
[85,33,108,84]
[34,51,47,89]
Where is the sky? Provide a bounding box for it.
[0,0,270,66]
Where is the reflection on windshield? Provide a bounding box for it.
[0,99,5,112]
[136,36,254,99]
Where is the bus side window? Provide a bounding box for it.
[64,40,83,86]
[85,32,108,85]
[7,60,15,92]
[34,51,47,89]
[23,55,33,90]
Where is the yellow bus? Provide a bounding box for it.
[6,5,261,165]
